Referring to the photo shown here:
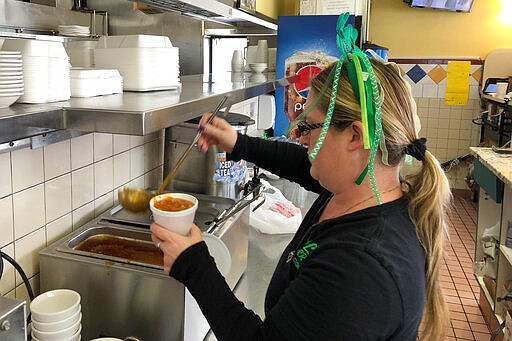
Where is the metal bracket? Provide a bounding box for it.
[0,130,89,155]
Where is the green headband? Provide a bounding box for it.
[298,13,386,204]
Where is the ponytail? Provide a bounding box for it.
[403,151,452,341]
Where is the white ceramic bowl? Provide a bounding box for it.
[31,315,81,340]
[150,193,198,235]
[32,309,81,332]
[32,324,81,341]
[30,289,81,323]
[249,63,267,73]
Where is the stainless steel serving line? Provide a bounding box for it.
[40,193,250,341]
[0,72,291,145]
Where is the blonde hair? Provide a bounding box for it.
[311,59,451,341]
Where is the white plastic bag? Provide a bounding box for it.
[250,179,302,234]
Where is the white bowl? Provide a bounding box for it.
[32,315,81,340]
[150,193,198,235]
[32,309,81,332]
[32,324,81,341]
[249,63,267,73]
[30,289,81,323]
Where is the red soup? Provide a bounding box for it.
[154,196,194,212]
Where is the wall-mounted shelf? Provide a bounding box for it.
[0,72,292,150]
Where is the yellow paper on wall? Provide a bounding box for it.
[445,61,471,106]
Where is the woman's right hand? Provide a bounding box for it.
[197,113,238,153]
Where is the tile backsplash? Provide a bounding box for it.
[395,59,483,190]
[0,131,164,302]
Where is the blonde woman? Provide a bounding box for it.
[151,58,451,340]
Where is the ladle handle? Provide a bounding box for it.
[156,95,230,195]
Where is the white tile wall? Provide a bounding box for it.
[44,140,71,180]
[0,131,165,303]
[11,147,44,193]
[0,196,13,247]
[71,134,93,170]
[405,74,481,190]
[0,152,12,198]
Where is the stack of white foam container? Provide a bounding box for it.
[0,39,70,103]
[93,35,180,91]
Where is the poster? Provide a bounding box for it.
[274,15,356,136]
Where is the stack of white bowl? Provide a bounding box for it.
[94,34,180,91]
[0,39,70,103]
[0,51,23,108]
[30,289,82,341]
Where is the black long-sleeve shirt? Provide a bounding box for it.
[170,134,425,340]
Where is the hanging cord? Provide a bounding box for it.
[0,249,35,326]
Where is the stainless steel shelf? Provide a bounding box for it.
[0,72,290,145]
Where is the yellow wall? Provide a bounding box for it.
[256,0,297,19]
[370,0,512,59]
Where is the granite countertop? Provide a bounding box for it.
[470,147,512,187]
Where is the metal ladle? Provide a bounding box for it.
[118,95,229,213]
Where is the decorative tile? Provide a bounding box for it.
[471,66,482,82]
[406,65,427,84]
[428,65,447,84]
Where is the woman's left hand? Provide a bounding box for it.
[151,223,203,274]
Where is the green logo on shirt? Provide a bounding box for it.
[292,241,318,270]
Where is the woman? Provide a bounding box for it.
[151,58,451,340]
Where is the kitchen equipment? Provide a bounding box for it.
[256,40,268,64]
[40,193,249,341]
[165,112,255,199]
[119,95,229,213]
[0,296,27,340]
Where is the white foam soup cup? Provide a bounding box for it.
[31,309,81,332]
[30,289,81,323]
[150,193,198,235]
